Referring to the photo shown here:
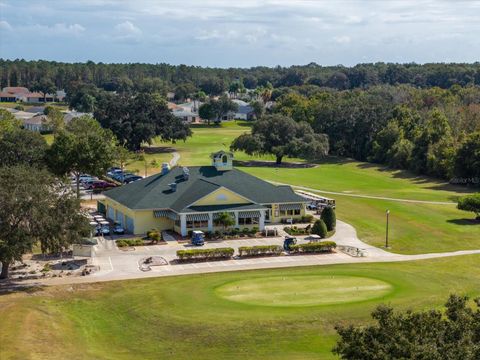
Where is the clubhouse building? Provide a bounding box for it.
[98,151,308,236]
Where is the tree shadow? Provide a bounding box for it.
[0,281,47,296]
[446,218,480,226]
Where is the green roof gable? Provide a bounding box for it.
[104,166,306,212]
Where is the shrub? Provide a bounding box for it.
[321,206,336,231]
[116,238,144,247]
[238,245,283,257]
[290,241,336,254]
[242,227,250,234]
[177,247,234,261]
[284,226,310,235]
[251,227,259,233]
[301,214,314,223]
[311,219,328,238]
[147,229,161,242]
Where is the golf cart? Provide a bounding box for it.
[283,235,297,251]
[191,230,205,246]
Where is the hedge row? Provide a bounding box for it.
[116,238,144,247]
[238,245,283,257]
[290,241,336,254]
[177,247,234,261]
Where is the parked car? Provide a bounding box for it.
[113,224,125,235]
[307,203,318,210]
[123,175,143,184]
[88,180,116,190]
[100,225,110,236]
[107,167,123,177]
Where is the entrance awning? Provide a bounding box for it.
[279,203,303,211]
[153,210,178,220]
[238,210,261,218]
[186,213,209,221]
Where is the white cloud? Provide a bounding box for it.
[0,20,12,31]
[50,23,85,35]
[333,36,351,44]
[111,21,142,43]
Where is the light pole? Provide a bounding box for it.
[385,210,390,248]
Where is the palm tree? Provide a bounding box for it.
[214,212,235,234]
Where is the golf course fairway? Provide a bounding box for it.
[216,275,393,307]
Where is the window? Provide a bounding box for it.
[186,220,208,228]
[238,217,259,225]
[222,155,228,163]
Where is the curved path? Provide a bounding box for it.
[272,182,456,205]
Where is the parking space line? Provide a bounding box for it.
[108,256,114,271]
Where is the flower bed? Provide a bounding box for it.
[284,225,311,235]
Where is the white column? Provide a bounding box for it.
[259,210,265,231]
[180,214,187,237]
[234,211,239,228]
[208,213,213,232]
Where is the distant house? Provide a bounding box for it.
[2,86,29,95]
[63,110,89,123]
[23,92,55,103]
[0,92,17,102]
[173,100,203,123]
[23,114,49,132]
[56,90,66,102]
[231,99,254,120]
[172,109,201,123]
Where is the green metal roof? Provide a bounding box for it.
[104,166,306,212]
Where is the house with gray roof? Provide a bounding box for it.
[98,151,307,236]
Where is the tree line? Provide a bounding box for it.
[271,84,480,184]
[1,60,480,95]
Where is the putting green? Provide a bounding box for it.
[216,275,393,307]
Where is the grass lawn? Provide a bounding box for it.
[2,255,480,360]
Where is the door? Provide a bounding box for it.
[107,206,115,221]
[125,216,134,234]
[115,210,124,226]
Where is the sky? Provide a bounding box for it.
[0,0,479,68]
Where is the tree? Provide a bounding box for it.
[457,194,480,220]
[311,219,327,238]
[231,114,329,164]
[199,102,216,125]
[249,100,264,119]
[32,78,56,103]
[44,105,65,135]
[115,145,134,181]
[454,132,480,183]
[95,92,191,150]
[0,166,89,279]
[0,128,48,168]
[320,206,336,231]
[46,115,117,197]
[333,294,480,359]
[0,109,21,134]
[213,95,238,123]
[214,212,235,234]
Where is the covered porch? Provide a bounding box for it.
[154,206,267,237]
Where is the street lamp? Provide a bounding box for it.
[385,210,390,248]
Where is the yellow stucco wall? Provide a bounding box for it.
[192,187,251,206]
[99,198,174,235]
[269,203,306,222]
[134,210,174,234]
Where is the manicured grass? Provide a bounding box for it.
[2,256,480,359]
[216,275,393,307]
